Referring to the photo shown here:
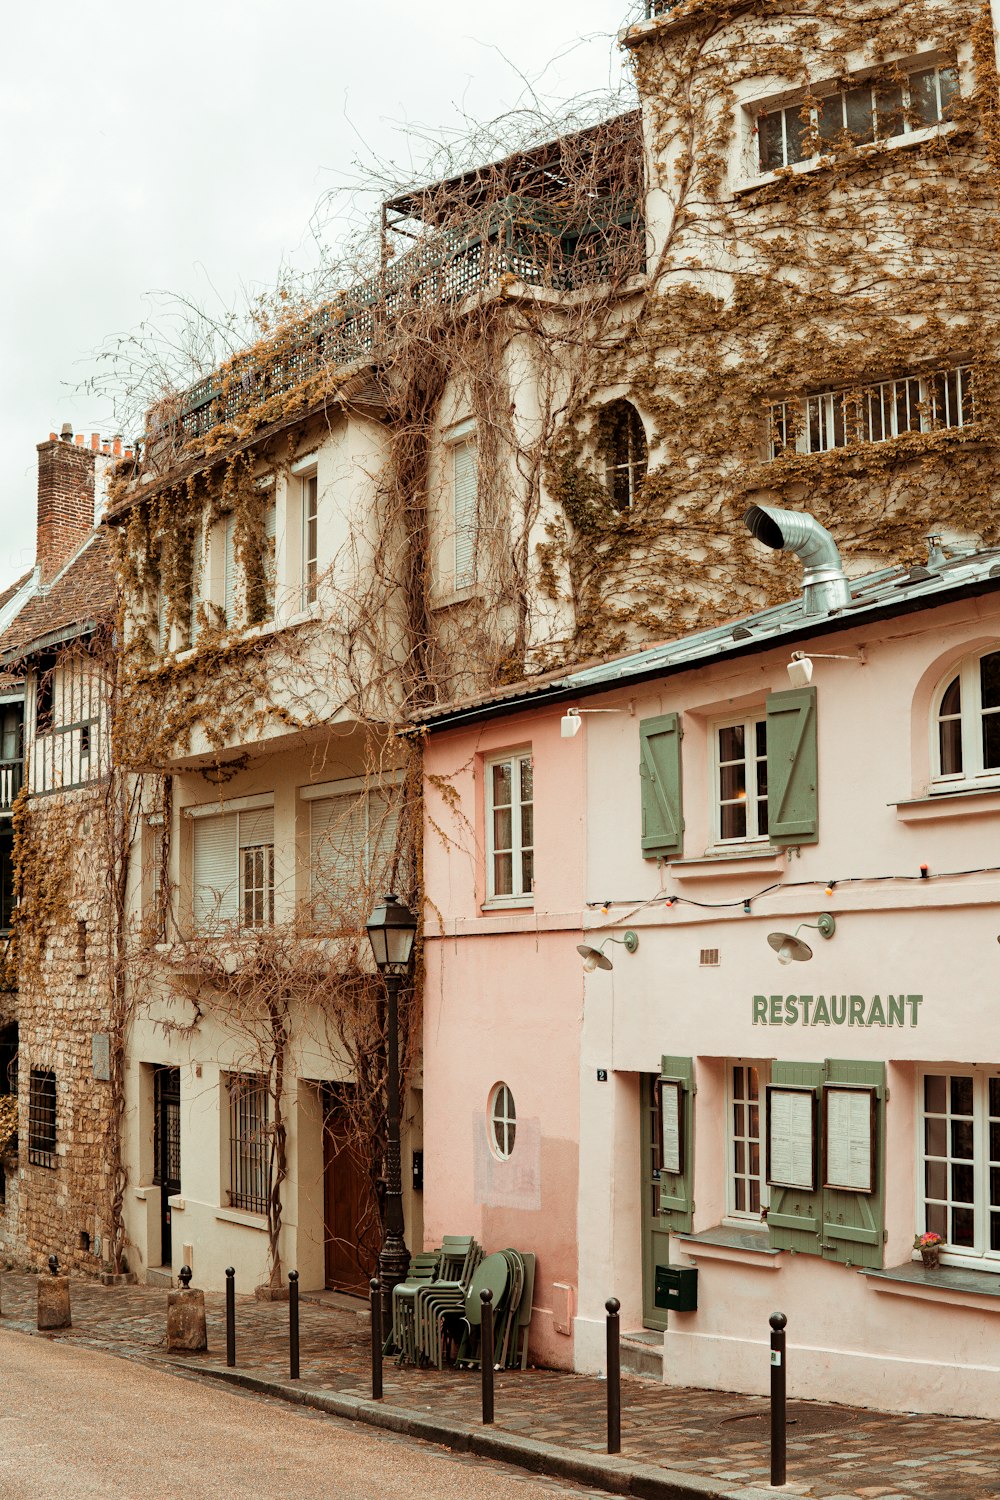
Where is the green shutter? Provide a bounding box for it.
[766,1060,823,1256]
[640,713,683,857]
[820,1059,886,1270]
[658,1054,694,1232]
[765,687,818,845]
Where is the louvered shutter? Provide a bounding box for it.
[766,687,818,844]
[223,514,237,626]
[263,500,277,616]
[639,713,684,857]
[311,794,366,926]
[453,439,478,589]
[190,533,204,645]
[368,787,401,895]
[192,813,238,931]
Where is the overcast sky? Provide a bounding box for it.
[0,2,637,593]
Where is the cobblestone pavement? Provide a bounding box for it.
[1,1272,997,1499]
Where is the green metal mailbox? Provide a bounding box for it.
[654,1264,698,1312]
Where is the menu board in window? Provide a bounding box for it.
[823,1085,876,1194]
[659,1079,684,1176]
[766,1086,816,1191]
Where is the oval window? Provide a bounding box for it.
[489,1082,516,1160]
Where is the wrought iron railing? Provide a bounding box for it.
[644,0,683,15]
[150,195,645,451]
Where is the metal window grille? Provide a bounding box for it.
[699,948,720,967]
[228,1074,269,1214]
[768,366,972,460]
[28,1069,56,1169]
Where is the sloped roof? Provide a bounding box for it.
[0,570,32,616]
[0,530,116,664]
[414,548,1000,733]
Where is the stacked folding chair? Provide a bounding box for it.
[413,1235,482,1367]
[390,1251,441,1361]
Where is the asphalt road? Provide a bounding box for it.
[0,1330,597,1500]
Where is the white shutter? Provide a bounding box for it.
[368,788,401,895]
[193,813,239,931]
[310,794,365,926]
[453,439,478,589]
[190,531,204,645]
[263,500,277,616]
[223,513,237,626]
[238,806,273,850]
[156,588,169,651]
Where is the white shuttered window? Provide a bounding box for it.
[310,787,400,928]
[223,513,237,626]
[453,438,478,590]
[193,807,274,932]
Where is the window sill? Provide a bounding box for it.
[669,848,786,882]
[674,1225,783,1269]
[864,1260,1000,1311]
[734,122,958,197]
[481,897,535,914]
[893,786,1000,823]
[430,583,480,612]
[215,1205,268,1229]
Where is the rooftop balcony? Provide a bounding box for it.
[147,190,644,457]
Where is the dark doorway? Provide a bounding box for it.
[153,1067,181,1266]
[322,1084,377,1295]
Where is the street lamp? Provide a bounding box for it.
[365,893,417,1327]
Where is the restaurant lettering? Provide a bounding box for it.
[752,994,923,1027]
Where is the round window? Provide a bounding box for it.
[489,1082,516,1160]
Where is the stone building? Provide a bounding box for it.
[0,429,121,1272]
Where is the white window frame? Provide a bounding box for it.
[931,648,1000,792]
[484,750,534,907]
[300,471,319,610]
[749,60,959,179]
[917,1067,1000,1270]
[489,1081,517,1160]
[725,1059,770,1226]
[711,715,768,847]
[188,798,275,933]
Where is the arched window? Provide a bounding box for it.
[599,401,648,511]
[933,648,1000,784]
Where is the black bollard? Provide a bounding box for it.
[178,1264,192,1289]
[480,1288,494,1425]
[370,1278,383,1400]
[225,1267,236,1368]
[606,1297,621,1455]
[769,1311,787,1487]
[289,1271,300,1381]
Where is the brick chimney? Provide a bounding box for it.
[35,424,96,584]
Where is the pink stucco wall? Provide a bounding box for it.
[422,709,586,1368]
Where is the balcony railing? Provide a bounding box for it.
[151,194,645,451]
[0,760,22,813]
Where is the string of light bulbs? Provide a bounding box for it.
[584,860,1000,919]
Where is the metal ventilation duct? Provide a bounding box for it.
[744,504,851,616]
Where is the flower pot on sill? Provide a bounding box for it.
[920,1246,941,1269]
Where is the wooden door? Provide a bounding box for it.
[322,1084,377,1295]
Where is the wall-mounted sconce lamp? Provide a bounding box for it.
[576,930,639,971]
[561,704,634,739]
[786,650,865,688]
[767,913,836,964]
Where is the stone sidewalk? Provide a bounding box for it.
[0,1271,997,1500]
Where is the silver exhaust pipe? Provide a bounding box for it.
[744,504,851,615]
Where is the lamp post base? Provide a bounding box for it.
[378,1235,411,1331]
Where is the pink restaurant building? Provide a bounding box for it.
[417,507,1000,1416]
